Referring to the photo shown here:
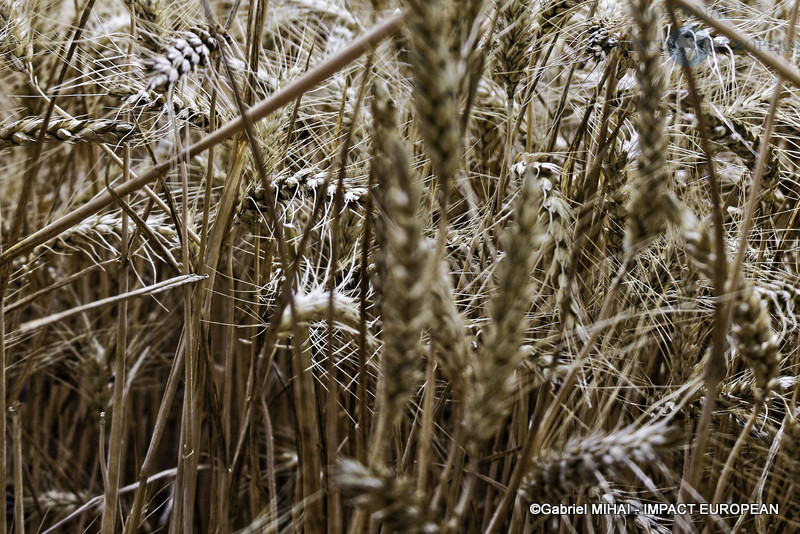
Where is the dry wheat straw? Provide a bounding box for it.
[10,402,22,534]
[0,14,404,266]
[6,0,800,532]
[83,355,112,411]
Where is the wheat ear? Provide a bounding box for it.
[0,117,136,148]
[523,421,678,501]
[466,158,546,446]
[371,81,432,424]
[146,27,218,93]
[403,0,463,188]
[624,0,670,257]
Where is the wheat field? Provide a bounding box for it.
[0,0,799,532]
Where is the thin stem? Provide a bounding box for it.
[11,403,23,534]
[101,142,131,534]
[0,203,5,534]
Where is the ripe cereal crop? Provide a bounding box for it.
[1,0,800,532]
